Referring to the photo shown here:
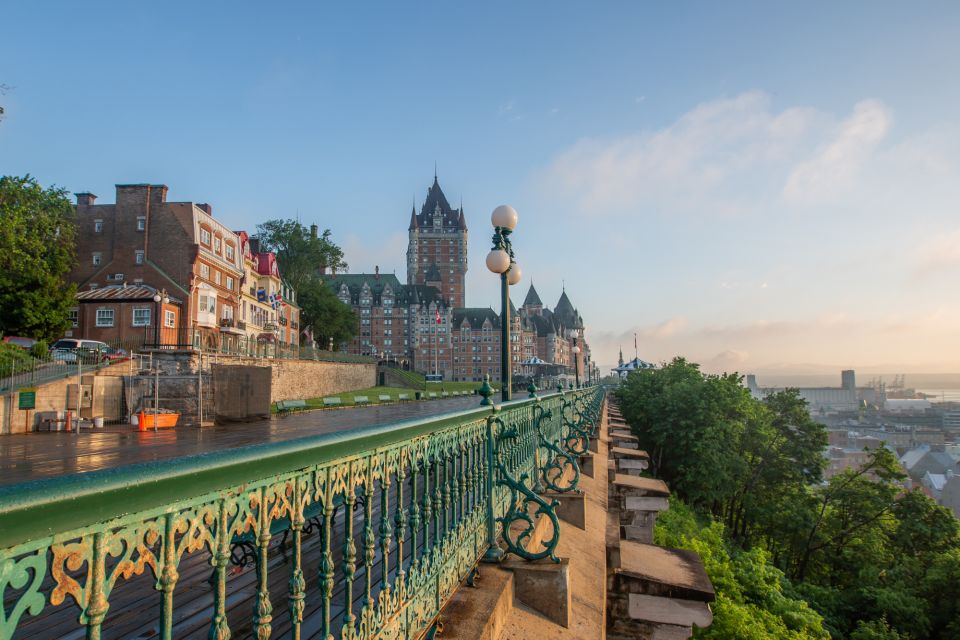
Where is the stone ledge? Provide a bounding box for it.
[611,474,670,497]
[439,566,514,640]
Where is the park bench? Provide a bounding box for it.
[441,391,449,397]
[378,394,392,402]
[321,397,342,407]
[275,399,307,416]
[353,395,370,405]
[428,392,437,398]
[398,393,411,401]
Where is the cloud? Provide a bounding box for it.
[914,229,960,276]
[783,100,892,203]
[534,91,913,219]
[704,349,750,372]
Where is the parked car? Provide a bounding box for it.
[49,339,127,363]
[2,336,37,350]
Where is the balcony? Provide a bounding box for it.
[219,317,245,334]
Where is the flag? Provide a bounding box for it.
[257,289,267,302]
[435,308,441,324]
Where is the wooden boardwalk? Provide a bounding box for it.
[0,396,479,486]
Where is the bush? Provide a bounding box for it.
[0,342,34,377]
[29,340,48,359]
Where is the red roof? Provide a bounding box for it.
[256,252,280,277]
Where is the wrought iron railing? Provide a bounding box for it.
[0,386,604,640]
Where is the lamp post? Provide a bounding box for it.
[572,338,581,389]
[152,288,169,347]
[485,205,521,403]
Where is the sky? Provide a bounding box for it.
[2,1,960,375]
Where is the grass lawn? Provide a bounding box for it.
[296,384,491,410]
[272,382,502,413]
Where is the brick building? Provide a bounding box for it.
[406,176,468,308]
[236,232,300,355]
[71,284,181,347]
[71,185,244,350]
[328,174,594,384]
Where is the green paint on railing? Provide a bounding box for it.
[0,387,604,640]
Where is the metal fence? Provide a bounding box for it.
[0,386,604,640]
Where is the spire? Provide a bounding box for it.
[458,207,466,230]
[618,346,624,367]
[409,203,417,230]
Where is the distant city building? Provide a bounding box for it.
[746,370,877,414]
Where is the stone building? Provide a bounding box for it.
[71,185,248,351]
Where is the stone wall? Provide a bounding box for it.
[268,359,376,402]
[0,353,375,434]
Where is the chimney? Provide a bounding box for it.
[310,224,318,238]
[196,203,212,215]
[76,192,97,206]
[375,265,380,279]
[149,184,168,205]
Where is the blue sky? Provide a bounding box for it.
[3,1,960,373]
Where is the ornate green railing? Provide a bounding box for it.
[0,386,604,640]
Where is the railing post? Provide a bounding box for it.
[482,412,504,562]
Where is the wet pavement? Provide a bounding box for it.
[0,396,483,487]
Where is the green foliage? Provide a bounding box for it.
[254,219,355,348]
[849,618,909,640]
[29,340,48,359]
[296,277,357,347]
[624,357,960,639]
[0,342,33,377]
[255,219,347,294]
[0,175,77,341]
[655,499,830,639]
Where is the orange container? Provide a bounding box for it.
[138,411,179,430]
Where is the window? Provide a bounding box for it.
[94,220,103,233]
[165,310,176,328]
[214,237,221,253]
[135,250,144,264]
[132,308,151,326]
[200,264,210,279]
[226,277,234,290]
[137,216,146,231]
[68,308,79,328]
[92,252,102,266]
[96,308,114,327]
[225,245,234,260]
[214,271,221,285]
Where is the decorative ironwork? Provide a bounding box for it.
[0,387,604,640]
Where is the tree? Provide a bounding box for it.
[255,219,347,295]
[615,358,753,514]
[0,176,76,341]
[296,277,357,348]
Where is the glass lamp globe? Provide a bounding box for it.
[491,205,518,231]
[486,249,511,274]
[507,263,522,285]
[153,292,162,303]
[573,345,581,354]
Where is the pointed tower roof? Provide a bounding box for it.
[458,207,467,230]
[554,290,582,329]
[422,175,454,217]
[409,203,417,230]
[523,282,543,307]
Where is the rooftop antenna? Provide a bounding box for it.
[434,161,438,180]
[634,332,638,360]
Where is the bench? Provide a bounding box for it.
[353,395,370,405]
[441,391,449,397]
[378,394,392,402]
[276,399,307,415]
[398,393,411,401]
[322,397,342,407]
[428,392,437,398]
